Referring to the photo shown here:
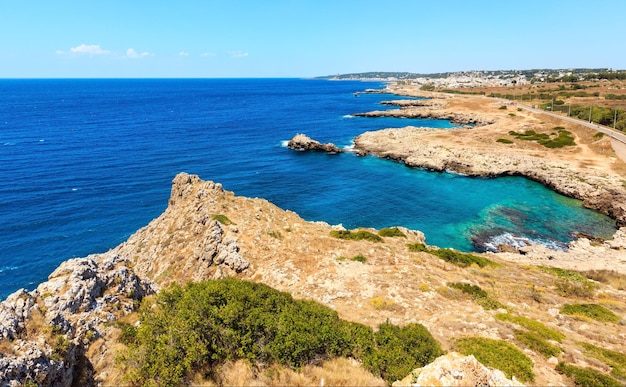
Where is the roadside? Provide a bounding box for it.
[517,102,626,163]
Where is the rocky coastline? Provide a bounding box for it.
[2,86,626,386]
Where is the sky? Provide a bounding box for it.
[1,0,625,78]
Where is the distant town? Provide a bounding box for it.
[318,68,626,89]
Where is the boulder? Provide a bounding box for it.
[393,352,524,387]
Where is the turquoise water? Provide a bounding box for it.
[0,79,616,298]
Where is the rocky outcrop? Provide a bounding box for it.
[393,352,524,387]
[353,109,494,126]
[287,133,343,153]
[0,253,156,386]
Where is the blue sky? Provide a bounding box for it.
[1,0,624,78]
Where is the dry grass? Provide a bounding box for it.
[191,358,386,387]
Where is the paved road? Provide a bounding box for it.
[516,102,626,145]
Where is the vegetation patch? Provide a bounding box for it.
[407,243,496,268]
[430,248,495,268]
[366,321,444,384]
[579,342,626,382]
[378,227,407,238]
[539,266,597,298]
[496,138,514,144]
[556,362,622,387]
[512,329,561,358]
[560,303,620,323]
[582,269,626,290]
[406,242,429,253]
[448,282,504,310]
[508,127,575,148]
[118,279,443,386]
[495,313,565,342]
[212,214,235,225]
[454,337,534,383]
[330,230,383,243]
[350,254,367,263]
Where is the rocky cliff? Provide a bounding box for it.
[1,171,625,385]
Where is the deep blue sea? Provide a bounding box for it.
[0,79,616,299]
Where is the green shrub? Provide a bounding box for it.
[448,282,505,310]
[512,329,561,358]
[350,254,367,263]
[455,337,534,383]
[539,266,596,298]
[560,303,620,323]
[378,227,407,238]
[119,279,444,386]
[593,132,605,139]
[496,138,514,144]
[499,105,508,110]
[365,321,444,384]
[406,242,429,252]
[556,362,622,387]
[580,342,626,382]
[508,128,575,148]
[212,214,235,225]
[495,313,565,342]
[330,229,383,243]
[429,248,495,268]
[448,282,487,298]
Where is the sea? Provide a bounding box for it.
[0,78,617,299]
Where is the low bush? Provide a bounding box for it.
[330,230,383,243]
[406,243,429,252]
[556,362,622,387]
[495,313,565,342]
[539,266,596,298]
[560,303,620,323]
[582,269,626,290]
[378,227,407,238]
[454,337,534,383]
[496,138,514,144]
[580,342,626,382]
[448,282,504,310]
[350,254,367,263]
[429,248,495,268]
[365,321,444,384]
[118,279,443,386]
[508,127,575,148]
[512,329,561,358]
[212,214,235,225]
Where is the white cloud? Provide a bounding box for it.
[178,51,190,57]
[126,48,152,59]
[55,50,65,55]
[229,50,249,58]
[70,44,110,55]
[201,52,216,58]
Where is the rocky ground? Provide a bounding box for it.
[1,88,626,386]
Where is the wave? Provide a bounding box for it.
[280,140,289,148]
[342,114,354,118]
[480,232,568,253]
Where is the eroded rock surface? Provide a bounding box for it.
[287,133,343,153]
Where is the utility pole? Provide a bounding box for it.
[589,105,593,123]
[615,107,618,130]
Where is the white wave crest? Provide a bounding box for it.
[483,232,568,253]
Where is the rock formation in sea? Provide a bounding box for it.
[287,133,343,153]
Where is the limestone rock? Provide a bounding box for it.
[287,133,343,153]
[393,352,524,387]
[0,253,157,386]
